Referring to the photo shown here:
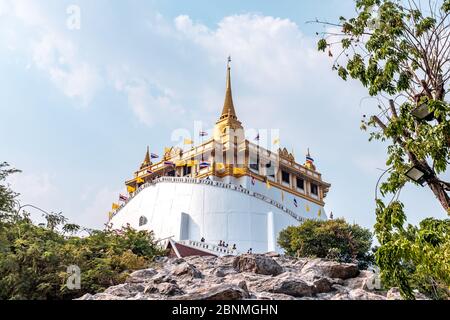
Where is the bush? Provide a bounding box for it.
[0,211,166,300]
[278,218,374,269]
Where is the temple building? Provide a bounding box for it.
[109,60,331,256]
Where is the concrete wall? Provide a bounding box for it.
[110,177,327,254]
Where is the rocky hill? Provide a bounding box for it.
[77,253,427,300]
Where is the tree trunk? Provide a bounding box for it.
[426,175,450,213]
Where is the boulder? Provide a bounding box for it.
[126,268,157,283]
[233,254,283,276]
[301,259,359,280]
[104,283,144,297]
[177,284,249,300]
[332,289,386,300]
[172,262,203,278]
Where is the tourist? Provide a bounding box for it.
[219,240,223,247]
[201,237,205,243]
[232,244,236,250]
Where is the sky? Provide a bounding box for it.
[0,0,448,232]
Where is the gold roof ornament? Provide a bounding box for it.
[140,146,152,169]
[219,56,238,121]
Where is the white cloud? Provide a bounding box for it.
[0,0,102,106]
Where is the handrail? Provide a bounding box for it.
[178,240,239,256]
[111,176,307,223]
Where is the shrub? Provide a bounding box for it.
[278,218,374,269]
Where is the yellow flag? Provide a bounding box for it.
[233,167,246,175]
[215,163,225,171]
[127,185,136,193]
[112,203,120,210]
[273,138,280,145]
[306,204,310,212]
[176,160,186,167]
[318,209,322,217]
[164,147,172,153]
[266,179,271,189]
[136,177,144,184]
[184,139,194,145]
[108,211,113,220]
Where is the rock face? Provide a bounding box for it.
[233,254,283,276]
[75,254,430,301]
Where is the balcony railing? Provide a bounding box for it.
[111,176,307,223]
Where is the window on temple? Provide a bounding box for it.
[249,154,259,172]
[265,161,275,179]
[282,170,290,184]
[183,165,192,176]
[139,216,148,226]
[296,177,305,190]
[311,183,319,196]
[167,170,176,177]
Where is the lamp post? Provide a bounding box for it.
[411,103,434,121]
[405,166,427,186]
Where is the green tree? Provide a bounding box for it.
[0,162,166,300]
[0,162,20,214]
[278,219,374,269]
[316,0,450,299]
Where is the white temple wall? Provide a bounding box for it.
[111,178,327,254]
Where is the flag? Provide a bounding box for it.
[251,176,256,185]
[112,203,120,210]
[306,155,314,163]
[294,198,298,207]
[146,169,153,174]
[151,153,159,159]
[199,131,208,137]
[127,185,136,193]
[108,211,113,220]
[273,138,280,145]
[215,163,225,171]
[233,167,246,175]
[200,162,211,169]
[164,161,175,167]
[184,138,194,145]
[306,204,310,212]
[119,194,128,202]
[136,177,144,184]
[175,160,186,167]
[266,178,271,189]
[318,209,322,217]
[164,147,172,154]
[254,133,260,142]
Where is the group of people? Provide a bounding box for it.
[218,240,237,251]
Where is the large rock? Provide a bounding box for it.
[301,259,359,280]
[177,284,249,300]
[172,262,203,278]
[126,268,157,283]
[332,289,386,300]
[233,254,283,276]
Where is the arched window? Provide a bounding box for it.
[139,216,148,227]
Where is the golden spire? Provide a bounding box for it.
[141,146,151,169]
[219,56,238,121]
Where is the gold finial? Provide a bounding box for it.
[220,56,237,120]
[141,146,151,169]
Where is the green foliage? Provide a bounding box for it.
[375,200,450,299]
[278,219,374,269]
[0,164,166,300]
[316,0,450,299]
[0,162,21,214]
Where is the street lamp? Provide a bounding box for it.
[411,103,434,121]
[405,166,427,186]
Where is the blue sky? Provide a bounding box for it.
[0,0,447,231]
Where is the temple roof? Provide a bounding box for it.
[219,58,238,121]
